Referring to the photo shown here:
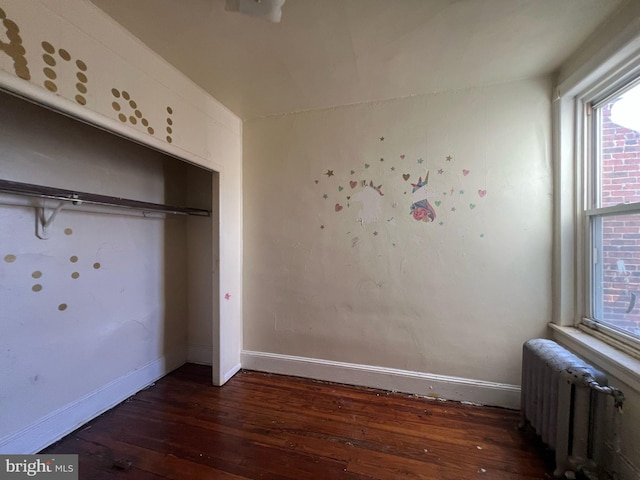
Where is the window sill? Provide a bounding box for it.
[548,323,640,394]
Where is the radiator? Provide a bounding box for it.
[520,339,625,478]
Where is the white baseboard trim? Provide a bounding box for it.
[0,350,186,454]
[223,363,242,383]
[188,344,213,365]
[241,350,521,409]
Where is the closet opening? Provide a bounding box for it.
[0,88,219,450]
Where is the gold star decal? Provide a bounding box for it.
[446,155,452,161]
[325,170,334,177]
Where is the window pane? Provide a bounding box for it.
[598,82,640,208]
[595,213,640,337]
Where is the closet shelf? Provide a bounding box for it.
[0,179,211,217]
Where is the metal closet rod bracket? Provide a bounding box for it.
[36,201,66,239]
[0,179,211,240]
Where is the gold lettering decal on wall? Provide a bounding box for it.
[41,42,89,105]
[111,88,155,135]
[166,106,174,143]
[0,7,30,80]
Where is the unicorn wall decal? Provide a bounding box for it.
[410,172,436,222]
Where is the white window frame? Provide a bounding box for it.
[553,32,640,362]
[582,77,640,355]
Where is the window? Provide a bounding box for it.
[584,78,640,348]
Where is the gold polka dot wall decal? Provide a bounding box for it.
[71,272,79,279]
[64,228,73,235]
[110,88,154,135]
[0,10,31,80]
[40,42,89,106]
[32,284,42,292]
[93,262,101,269]
[32,271,42,278]
[69,256,78,263]
[4,254,16,263]
[15,64,30,80]
[43,67,56,79]
[58,303,67,311]
[165,106,174,143]
[41,41,55,54]
[58,48,71,61]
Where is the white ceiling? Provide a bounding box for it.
[89,0,625,120]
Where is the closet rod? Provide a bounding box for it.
[0,179,211,217]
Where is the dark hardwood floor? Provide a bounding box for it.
[42,364,553,479]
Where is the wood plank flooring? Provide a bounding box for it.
[42,364,554,479]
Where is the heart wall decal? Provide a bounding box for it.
[335,203,343,212]
[402,174,410,181]
[478,189,487,198]
[350,181,357,189]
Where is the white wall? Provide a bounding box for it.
[0,0,242,453]
[243,77,552,404]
